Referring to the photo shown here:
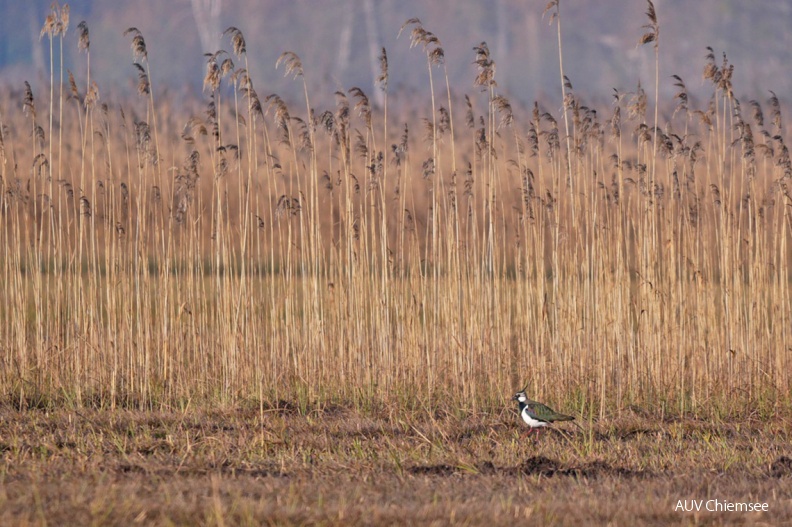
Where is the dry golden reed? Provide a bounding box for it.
[0,3,789,418]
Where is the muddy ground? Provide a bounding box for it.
[1,403,790,525]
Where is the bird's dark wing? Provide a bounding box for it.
[526,401,574,422]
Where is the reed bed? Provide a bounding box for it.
[0,2,789,416]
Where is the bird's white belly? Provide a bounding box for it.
[521,409,548,428]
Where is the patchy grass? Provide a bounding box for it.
[1,403,790,525]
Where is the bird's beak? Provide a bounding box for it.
[512,394,519,401]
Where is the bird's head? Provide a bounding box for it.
[513,391,527,403]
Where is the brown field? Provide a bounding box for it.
[2,1,792,524]
[1,403,792,526]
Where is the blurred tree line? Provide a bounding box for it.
[2,0,791,108]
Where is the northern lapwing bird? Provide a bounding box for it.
[513,390,574,436]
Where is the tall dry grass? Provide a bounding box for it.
[0,2,790,416]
